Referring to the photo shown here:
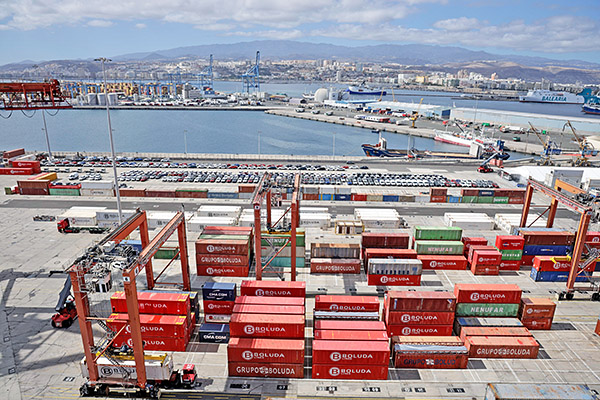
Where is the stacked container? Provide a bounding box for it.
[195,226,253,277]
[314,295,380,321]
[413,226,464,257]
[361,232,411,269]
[454,284,522,318]
[228,280,306,378]
[310,243,361,274]
[367,258,423,286]
[518,228,575,267]
[470,247,502,275]
[518,297,557,330]
[391,336,468,369]
[261,230,305,269]
[495,235,525,271]
[462,237,487,256]
[454,317,524,337]
[108,291,193,352]
[383,291,456,337]
[200,283,236,337]
[530,255,586,282]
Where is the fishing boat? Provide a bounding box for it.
[582,103,600,115]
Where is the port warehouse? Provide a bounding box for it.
[1,155,598,396]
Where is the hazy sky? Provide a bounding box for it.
[1,0,599,64]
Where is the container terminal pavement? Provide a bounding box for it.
[1,166,600,400]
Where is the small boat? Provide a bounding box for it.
[582,103,600,115]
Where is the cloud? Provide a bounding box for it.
[87,19,113,27]
[134,23,146,29]
[226,29,304,40]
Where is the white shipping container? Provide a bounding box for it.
[80,188,114,197]
[300,207,329,214]
[147,211,177,230]
[80,180,114,190]
[196,205,241,218]
[57,209,98,227]
[80,354,173,381]
[300,213,331,228]
[187,216,237,232]
[95,209,136,222]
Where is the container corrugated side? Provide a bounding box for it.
[485,383,595,400]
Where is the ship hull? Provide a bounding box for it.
[434,133,472,147]
[582,105,600,115]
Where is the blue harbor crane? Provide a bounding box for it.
[198,54,214,91]
[242,51,260,94]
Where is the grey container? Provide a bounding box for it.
[485,383,596,400]
[368,258,423,275]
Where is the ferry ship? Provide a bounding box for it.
[346,86,386,96]
[519,88,592,104]
[434,130,474,147]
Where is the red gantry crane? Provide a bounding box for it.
[0,80,72,110]
[251,173,301,280]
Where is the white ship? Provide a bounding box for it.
[519,88,592,104]
[434,130,476,147]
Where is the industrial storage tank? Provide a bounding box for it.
[86,93,98,106]
[314,88,328,103]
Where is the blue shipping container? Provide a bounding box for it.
[447,196,460,203]
[120,239,142,253]
[523,245,572,256]
[198,323,230,343]
[479,190,494,197]
[201,282,237,301]
[530,268,590,282]
[334,194,351,201]
[382,195,399,202]
[321,194,332,201]
[207,192,239,199]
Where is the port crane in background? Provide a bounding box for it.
[528,122,561,166]
[563,120,597,167]
[242,51,260,94]
[520,179,600,301]
[68,209,192,397]
[199,54,214,91]
[410,98,423,129]
[0,80,72,110]
[251,173,301,281]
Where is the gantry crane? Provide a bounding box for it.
[563,120,597,167]
[251,173,301,280]
[0,80,72,110]
[520,179,600,301]
[528,122,560,165]
[71,209,191,396]
[242,51,260,94]
[199,54,214,91]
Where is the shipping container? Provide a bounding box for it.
[315,295,379,312]
[312,340,390,365]
[523,245,572,256]
[196,253,249,267]
[227,337,304,364]
[311,243,360,259]
[520,230,575,246]
[386,291,456,312]
[201,282,237,302]
[368,258,422,275]
[414,240,464,255]
[229,313,305,338]
[519,297,556,319]
[240,280,306,298]
[471,249,502,266]
[0,167,34,175]
[119,188,146,197]
[466,336,539,358]
[385,311,454,325]
[363,248,417,266]
[393,345,468,369]
[499,260,522,271]
[202,226,253,235]
[470,264,500,276]
[417,255,467,270]
[530,268,589,282]
[314,330,389,341]
[110,291,190,316]
[232,304,305,315]
[367,274,421,286]
[195,238,250,255]
[111,335,187,352]
[455,303,519,317]
[414,226,462,241]
[495,235,525,250]
[467,245,498,263]
[228,362,304,378]
[459,326,532,341]
[314,320,386,331]
[361,232,410,248]
[533,255,571,272]
[454,317,523,335]
[500,249,523,261]
[107,313,189,338]
[204,314,232,324]
[234,295,304,307]
[203,300,235,315]
[520,317,553,330]
[485,383,596,400]
[391,336,464,346]
[310,258,361,274]
[311,364,388,380]
[454,284,522,304]
[197,265,249,277]
[387,324,453,337]
[198,323,230,343]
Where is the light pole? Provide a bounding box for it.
[258,130,261,156]
[41,110,53,160]
[95,57,123,224]
[184,130,188,154]
[332,131,336,157]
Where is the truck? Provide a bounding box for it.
[79,352,196,397]
[51,276,77,328]
[57,218,108,234]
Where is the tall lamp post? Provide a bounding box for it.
[95,57,123,224]
[184,130,188,154]
[41,110,53,160]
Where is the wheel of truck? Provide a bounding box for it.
[63,318,72,328]
[592,292,600,301]
[51,320,57,328]
[566,292,575,300]
[80,384,90,397]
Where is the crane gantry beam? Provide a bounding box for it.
[0,80,72,110]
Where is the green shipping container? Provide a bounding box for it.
[492,197,509,204]
[500,249,523,260]
[455,303,519,317]
[198,234,250,241]
[477,196,493,204]
[4,187,12,195]
[155,247,179,260]
[261,231,305,247]
[49,188,81,196]
[413,226,463,241]
[461,196,478,203]
[261,257,305,268]
[414,240,464,255]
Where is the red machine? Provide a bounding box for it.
[0,80,71,110]
[51,276,77,328]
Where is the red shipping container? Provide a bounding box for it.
[107,313,188,338]
[533,256,571,272]
[521,255,535,265]
[312,340,390,365]
[112,335,187,352]
[430,195,446,203]
[145,190,176,198]
[430,188,448,196]
[595,319,600,335]
[227,337,305,363]
[462,237,488,245]
[314,320,386,331]
[461,189,479,196]
[0,167,34,175]
[196,253,249,267]
[470,265,499,275]
[314,330,389,341]
[3,148,25,159]
[459,326,532,341]
[10,159,40,169]
[195,239,250,255]
[495,235,525,250]
[385,311,454,325]
[110,291,190,316]
[364,248,417,264]
[311,364,388,380]
[351,193,367,201]
[520,317,553,330]
[519,297,556,319]
[240,280,306,298]
[232,304,305,315]
[311,259,361,274]
[468,245,497,263]
[454,284,522,304]
[361,232,410,249]
[228,362,304,378]
[499,260,522,271]
[367,274,421,286]
[315,295,379,312]
[394,352,468,369]
[19,187,49,195]
[119,188,146,197]
[586,232,600,243]
[387,324,453,337]
[521,231,574,246]
[238,184,256,193]
[466,336,539,359]
[508,197,524,204]
[417,255,467,270]
[197,265,249,277]
[471,249,502,266]
[229,313,304,338]
[385,291,456,312]
[234,296,304,307]
[203,300,235,315]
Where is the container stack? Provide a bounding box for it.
[391,336,468,369]
[459,323,537,360]
[108,291,193,352]
[413,226,464,257]
[383,291,456,337]
[461,236,488,257]
[518,297,557,330]
[354,208,402,229]
[261,230,305,269]
[200,282,236,333]
[195,226,253,277]
[469,246,502,276]
[312,319,389,380]
[314,295,380,321]
[310,243,361,274]
[494,213,546,234]
[361,232,411,269]
[517,228,575,267]
[228,280,306,378]
[530,255,586,282]
[495,235,524,271]
[454,284,522,318]
[367,258,423,286]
